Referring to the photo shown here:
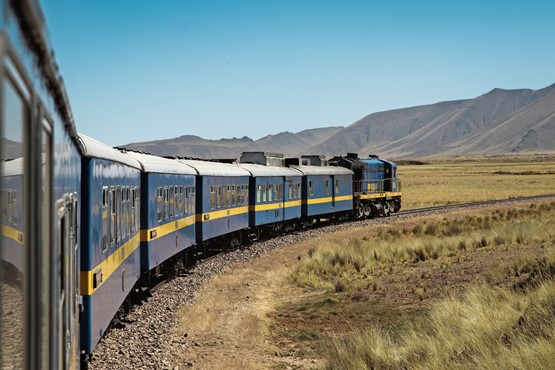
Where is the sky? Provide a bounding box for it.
[42,0,555,146]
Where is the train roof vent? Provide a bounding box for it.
[301,155,328,166]
[240,151,285,167]
[368,154,380,159]
[285,157,301,166]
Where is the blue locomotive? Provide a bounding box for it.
[0,1,402,368]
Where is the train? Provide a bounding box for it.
[0,1,401,369]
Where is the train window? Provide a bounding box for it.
[164,187,169,220]
[126,187,130,236]
[222,184,227,208]
[169,186,174,218]
[308,181,313,196]
[116,187,122,241]
[157,187,163,222]
[335,179,339,194]
[184,186,191,213]
[179,186,184,214]
[191,187,195,213]
[102,187,109,251]
[231,185,236,206]
[216,186,221,209]
[227,185,231,207]
[174,185,179,216]
[256,185,261,203]
[131,188,135,232]
[325,180,330,195]
[262,185,267,202]
[1,190,5,222]
[210,186,215,210]
[245,184,249,204]
[135,187,140,231]
[268,184,273,202]
[110,188,116,245]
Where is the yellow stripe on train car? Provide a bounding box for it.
[196,205,249,223]
[139,214,196,242]
[249,200,303,211]
[303,195,353,205]
[360,191,402,200]
[80,232,141,296]
[1,224,24,245]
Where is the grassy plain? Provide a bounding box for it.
[170,156,555,369]
[398,155,555,209]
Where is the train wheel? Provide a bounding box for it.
[363,205,371,218]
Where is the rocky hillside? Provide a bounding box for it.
[121,127,343,159]
[309,83,555,158]
[121,83,555,160]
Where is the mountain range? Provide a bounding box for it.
[121,82,555,159]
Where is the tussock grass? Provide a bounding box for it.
[292,202,555,292]
[288,200,555,369]
[325,276,555,370]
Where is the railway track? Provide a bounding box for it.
[88,193,555,369]
[397,193,555,216]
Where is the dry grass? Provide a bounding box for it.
[292,202,555,293]
[398,156,555,209]
[325,267,555,370]
[285,200,555,369]
[173,265,285,369]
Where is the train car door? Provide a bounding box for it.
[55,193,78,370]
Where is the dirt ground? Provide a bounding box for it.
[166,211,551,369]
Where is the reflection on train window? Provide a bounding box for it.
[256,185,262,203]
[308,181,313,196]
[110,188,116,245]
[216,186,221,209]
[169,186,174,218]
[325,180,329,195]
[210,186,215,210]
[335,179,339,194]
[102,187,108,251]
[262,185,267,202]
[164,187,169,220]
[182,186,186,215]
[1,76,27,369]
[157,187,163,222]
[191,187,195,213]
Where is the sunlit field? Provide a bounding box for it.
[281,201,555,369]
[397,155,555,209]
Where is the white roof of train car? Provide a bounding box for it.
[238,163,302,177]
[123,152,197,175]
[78,134,142,170]
[178,159,251,177]
[288,165,354,176]
[1,157,24,176]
